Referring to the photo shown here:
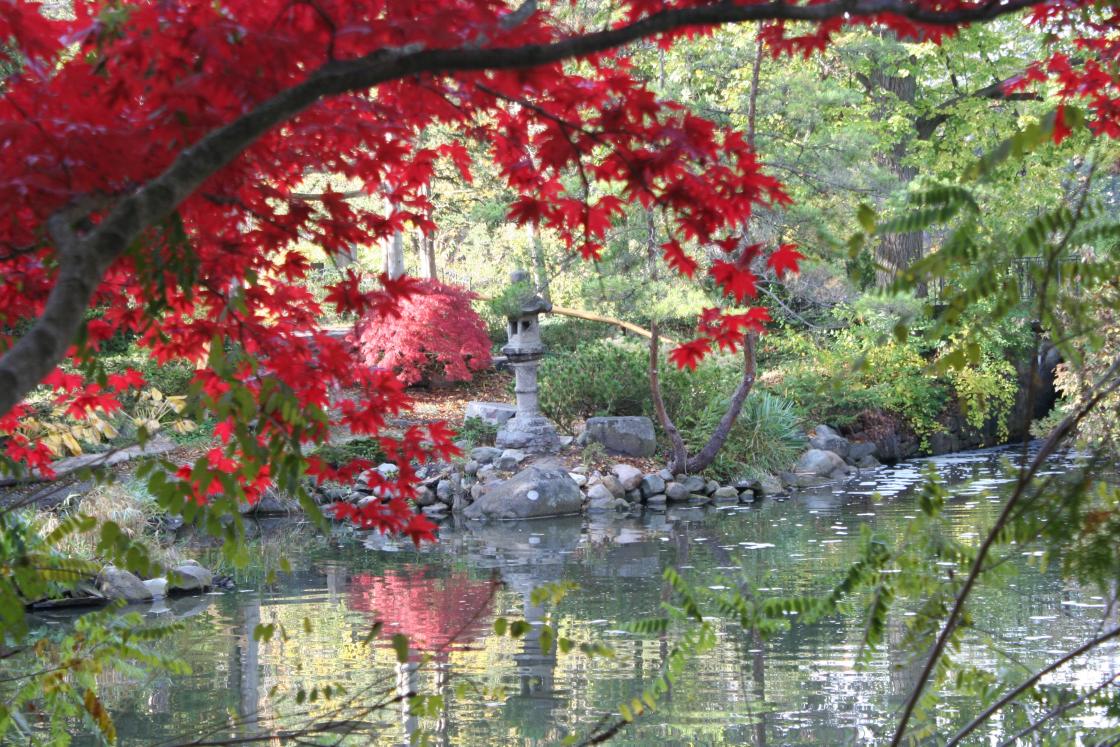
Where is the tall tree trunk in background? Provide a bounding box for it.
[419,230,438,280]
[527,222,551,303]
[418,185,438,281]
[868,53,925,293]
[384,229,405,279]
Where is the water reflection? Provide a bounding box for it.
[50,445,1120,745]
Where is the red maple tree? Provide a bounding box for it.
[0,0,1113,543]
[353,279,492,386]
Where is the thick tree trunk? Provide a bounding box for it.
[870,59,925,291]
[648,323,758,475]
[384,230,405,279]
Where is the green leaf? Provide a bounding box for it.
[391,633,409,664]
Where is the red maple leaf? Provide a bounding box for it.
[668,338,711,370]
[710,260,758,302]
[767,244,804,280]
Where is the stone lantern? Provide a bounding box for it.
[496,270,562,453]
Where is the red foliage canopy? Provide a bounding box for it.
[0,0,1113,542]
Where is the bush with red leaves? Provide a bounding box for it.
[354,280,492,386]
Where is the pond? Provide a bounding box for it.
[47,445,1119,745]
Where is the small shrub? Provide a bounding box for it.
[355,279,492,386]
[311,437,387,468]
[675,391,805,482]
[457,417,497,449]
[537,339,650,431]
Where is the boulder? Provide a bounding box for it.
[712,486,740,503]
[809,424,850,459]
[610,464,644,492]
[463,466,583,521]
[625,489,642,503]
[705,480,720,496]
[169,561,213,593]
[586,483,615,503]
[464,460,480,476]
[464,401,517,427]
[496,449,527,471]
[416,486,439,507]
[665,481,691,502]
[143,577,168,599]
[639,474,666,498]
[675,475,707,494]
[422,503,449,518]
[795,449,847,478]
[241,487,292,516]
[856,454,882,470]
[752,473,785,497]
[568,472,588,487]
[587,490,628,512]
[645,493,667,507]
[599,475,625,498]
[97,566,152,602]
[470,446,502,464]
[584,416,657,457]
[847,441,876,462]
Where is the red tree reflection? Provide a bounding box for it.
[348,568,497,654]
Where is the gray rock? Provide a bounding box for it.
[588,494,628,512]
[496,414,562,453]
[464,460,480,476]
[241,487,293,516]
[416,486,439,507]
[752,474,785,497]
[470,484,484,500]
[856,454,882,470]
[496,449,527,471]
[568,472,588,487]
[795,449,847,477]
[169,561,212,593]
[688,493,712,505]
[624,489,642,503]
[600,475,625,498]
[477,464,498,482]
[639,474,666,498]
[376,462,399,478]
[847,441,876,462]
[463,467,583,521]
[97,566,152,602]
[665,482,691,501]
[143,577,168,599]
[645,493,667,506]
[422,503,449,518]
[610,464,644,492]
[676,475,707,494]
[658,468,674,481]
[464,401,517,427]
[586,483,615,503]
[705,480,720,496]
[712,486,740,503]
[809,424,850,459]
[584,416,657,457]
[738,490,756,503]
[470,446,502,464]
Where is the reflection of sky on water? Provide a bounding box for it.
[46,443,1119,745]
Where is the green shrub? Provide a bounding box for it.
[103,345,196,398]
[310,437,387,467]
[538,339,803,479]
[457,417,497,449]
[675,391,804,482]
[537,339,651,431]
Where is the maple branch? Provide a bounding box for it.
[0,0,1044,419]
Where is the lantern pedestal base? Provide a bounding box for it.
[496,415,562,453]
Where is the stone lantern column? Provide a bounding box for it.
[496,270,562,453]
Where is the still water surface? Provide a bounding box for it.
[58,445,1119,745]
